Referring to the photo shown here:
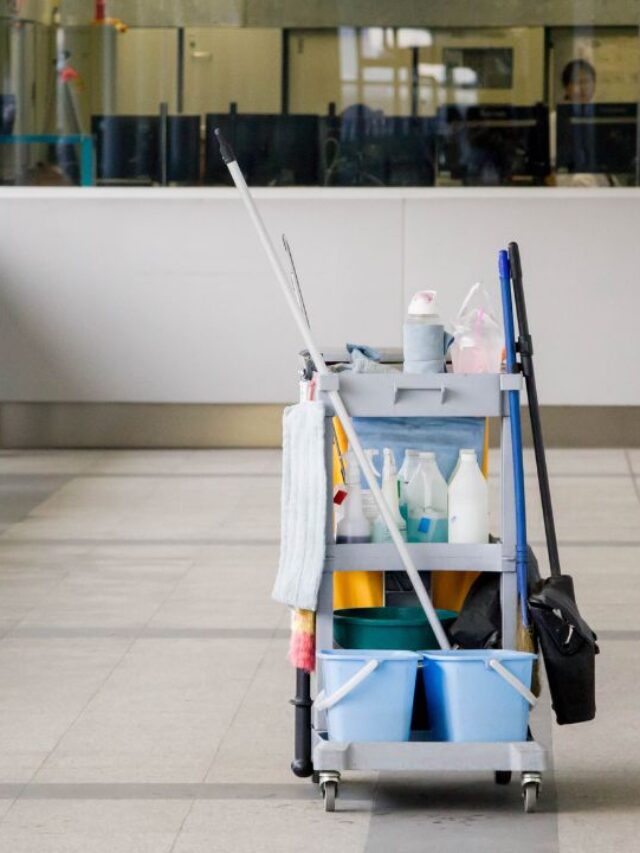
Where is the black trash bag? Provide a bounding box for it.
[529,575,599,725]
[449,573,501,649]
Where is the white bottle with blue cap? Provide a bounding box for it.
[406,452,448,542]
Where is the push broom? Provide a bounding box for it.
[214,128,450,652]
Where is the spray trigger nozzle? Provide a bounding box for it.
[364,448,381,478]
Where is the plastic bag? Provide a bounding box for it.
[450,282,503,374]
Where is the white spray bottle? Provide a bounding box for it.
[398,449,420,523]
[336,448,372,544]
[372,448,407,543]
[361,449,381,526]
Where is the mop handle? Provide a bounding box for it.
[508,241,561,579]
[215,129,450,651]
[499,251,529,627]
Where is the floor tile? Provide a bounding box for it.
[626,449,640,476]
[173,799,372,853]
[0,451,103,476]
[0,800,190,853]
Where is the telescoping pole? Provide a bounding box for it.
[215,129,450,651]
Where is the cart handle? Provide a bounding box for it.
[314,659,379,712]
[488,658,537,707]
[393,375,447,404]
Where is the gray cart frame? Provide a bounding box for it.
[309,368,547,812]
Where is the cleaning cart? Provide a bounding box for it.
[309,365,547,813]
[212,130,549,818]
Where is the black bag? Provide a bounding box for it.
[449,546,541,650]
[529,575,599,725]
[449,573,501,649]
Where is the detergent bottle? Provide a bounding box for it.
[361,448,381,526]
[448,449,489,543]
[336,448,371,544]
[398,449,420,522]
[405,452,448,542]
[372,449,407,543]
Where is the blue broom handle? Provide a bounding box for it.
[499,251,529,627]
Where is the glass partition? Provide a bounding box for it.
[0,1,638,187]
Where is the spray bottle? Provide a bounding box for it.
[398,449,420,522]
[361,449,381,526]
[336,448,372,544]
[372,448,407,543]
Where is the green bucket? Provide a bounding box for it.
[333,607,457,652]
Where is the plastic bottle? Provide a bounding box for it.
[398,449,420,522]
[336,448,371,544]
[403,291,453,374]
[372,448,407,543]
[405,452,448,543]
[361,448,381,526]
[448,449,489,544]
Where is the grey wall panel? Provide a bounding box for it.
[0,188,638,407]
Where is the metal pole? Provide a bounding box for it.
[216,130,450,651]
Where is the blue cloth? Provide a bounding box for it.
[403,323,454,374]
[353,417,485,485]
[346,342,382,362]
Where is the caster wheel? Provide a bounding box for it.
[495,771,512,786]
[311,771,320,784]
[323,780,337,812]
[522,781,539,813]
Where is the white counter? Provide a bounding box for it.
[0,187,638,406]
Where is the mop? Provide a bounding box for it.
[215,128,450,653]
[498,252,538,686]
[508,242,597,725]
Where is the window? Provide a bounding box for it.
[0,2,637,188]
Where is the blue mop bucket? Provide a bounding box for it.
[421,649,537,742]
[317,650,420,742]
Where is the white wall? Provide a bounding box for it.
[0,187,638,406]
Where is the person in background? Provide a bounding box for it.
[550,58,613,187]
[562,58,597,104]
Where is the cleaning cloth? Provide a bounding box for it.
[403,324,454,374]
[272,401,327,611]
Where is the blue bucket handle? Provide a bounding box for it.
[487,658,537,707]
[314,659,379,712]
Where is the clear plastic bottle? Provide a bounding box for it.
[405,452,448,543]
[372,448,407,543]
[336,448,371,544]
[361,448,381,526]
[398,449,420,522]
[448,449,489,544]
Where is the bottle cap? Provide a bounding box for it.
[419,451,435,460]
[460,449,476,460]
[408,290,438,317]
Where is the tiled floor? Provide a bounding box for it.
[0,448,636,852]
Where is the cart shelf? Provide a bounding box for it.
[312,733,547,774]
[315,371,522,418]
[326,542,505,573]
